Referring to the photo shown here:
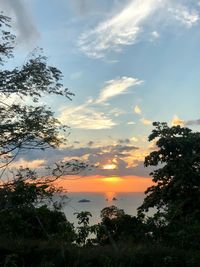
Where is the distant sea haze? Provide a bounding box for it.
[62,192,146,225]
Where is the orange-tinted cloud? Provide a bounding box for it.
[171,115,185,126]
[140,118,152,125]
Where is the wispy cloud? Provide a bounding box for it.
[127,121,136,125]
[169,5,199,28]
[58,103,117,130]
[97,76,143,103]
[78,0,199,58]
[78,0,163,58]
[58,75,142,130]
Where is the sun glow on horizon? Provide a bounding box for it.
[54,175,152,192]
[102,176,122,182]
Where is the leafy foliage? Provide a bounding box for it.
[0,169,75,240]
[94,206,145,245]
[0,13,74,170]
[138,122,200,247]
[0,12,86,247]
[75,211,92,245]
[0,13,15,63]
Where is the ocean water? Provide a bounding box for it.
[62,192,145,225]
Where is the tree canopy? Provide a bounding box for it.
[0,12,87,243]
[138,122,200,247]
[0,13,74,172]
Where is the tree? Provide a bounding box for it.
[138,122,200,247]
[0,168,76,241]
[0,13,87,242]
[95,206,145,245]
[0,13,74,173]
[0,13,88,179]
[75,211,92,245]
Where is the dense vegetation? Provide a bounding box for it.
[1,13,200,266]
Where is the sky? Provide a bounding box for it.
[1,0,200,192]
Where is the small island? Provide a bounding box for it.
[78,199,91,203]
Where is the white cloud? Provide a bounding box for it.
[58,104,117,130]
[97,76,143,103]
[169,5,199,28]
[109,107,124,117]
[58,75,143,130]
[151,30,160,39]
[134,105,142,114]
[78,0,200,58]
[78,0,164,58]
[127,121,136,125]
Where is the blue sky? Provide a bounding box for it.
[2,0,200,180]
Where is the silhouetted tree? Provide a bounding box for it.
[101,205,125,220]
[0,13,74,171]
[138,122,200,248]
[0,168,76,241]
[0,13,89,179]
[95,206,145,245]
[75,211,92,245]
[0,13,87,242]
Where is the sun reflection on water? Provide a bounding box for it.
[104,191,117,202]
